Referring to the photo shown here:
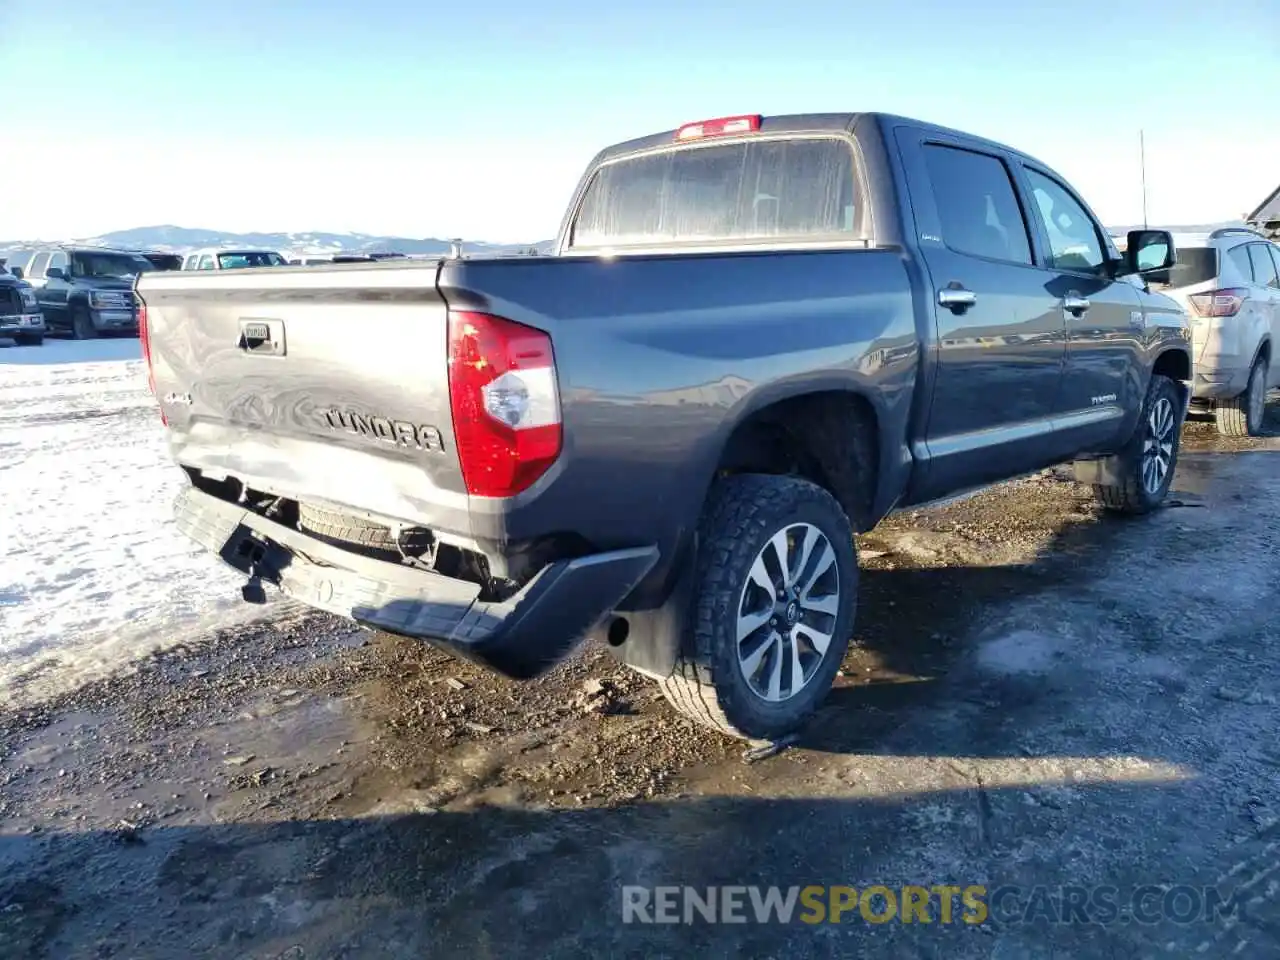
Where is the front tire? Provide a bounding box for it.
[658,474,857,741]
[1215,357,1268,437]
[1094,374,1183,515]
[71,307,97,340]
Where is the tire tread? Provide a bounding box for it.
[658,474,855,740]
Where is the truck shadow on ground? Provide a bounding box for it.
[1,779,1233,960]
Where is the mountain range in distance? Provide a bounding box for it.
[0,221,1253,260]
[0,225,555,258]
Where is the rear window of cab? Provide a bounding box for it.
[570,137,861,249]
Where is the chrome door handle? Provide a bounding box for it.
[938,287,977,311]
[1063,295,1090,316]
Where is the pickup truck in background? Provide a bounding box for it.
[136,112,1191,741]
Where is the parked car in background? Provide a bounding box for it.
[138,111,1191,740]
[19,245,149,338]
[1146,227,1280,436]
[331,252,407,263]
[180,248,288,270]
[139,251,184,271]
[0,260,45,345]
[287,256,335,266]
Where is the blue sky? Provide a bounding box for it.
[2,0,1277,242]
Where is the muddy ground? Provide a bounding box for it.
[3,412,1280,959]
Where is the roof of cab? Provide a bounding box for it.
[592,111,1054,171]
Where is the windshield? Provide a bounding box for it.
[217,251,286,269]
[570,137,861,249]
[71,252,154,279]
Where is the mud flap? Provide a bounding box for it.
[1072,456,1125,487]
[601,537,698,681]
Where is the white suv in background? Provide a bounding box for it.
[1150,228,1280,436]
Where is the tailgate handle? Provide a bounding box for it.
[238,318,286,356]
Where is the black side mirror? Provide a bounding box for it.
[1125,229,1176,275]
[45,266,66,281]
[9,267,23,280]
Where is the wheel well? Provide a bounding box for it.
[1153,349,1191,384]
[713,391,879,531]
[1256,339,1271,368]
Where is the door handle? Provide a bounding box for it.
[938,286,977,312]
[1063,294,1090,316]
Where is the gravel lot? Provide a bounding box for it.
[3,413,1279,959]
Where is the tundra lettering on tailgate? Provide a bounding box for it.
[320,408,445,453]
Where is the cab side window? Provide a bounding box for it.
[1024,169,1106,274]
[197,255,215,271]
[47,252,69,277]
[922,144,1033,265]
[27,251,51,279]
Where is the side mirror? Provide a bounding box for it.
[1125,229,1176,274]
[45,266,66,281]
[9,266,23,280]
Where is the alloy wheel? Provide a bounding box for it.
[735,522,841,703]
[1141,396,1176,495]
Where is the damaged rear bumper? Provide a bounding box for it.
[174,486,659,679]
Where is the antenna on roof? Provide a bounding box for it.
[1139,129,1148,229]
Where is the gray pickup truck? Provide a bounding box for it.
[137,112,1191,740]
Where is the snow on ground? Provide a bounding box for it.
[0,338,278,706]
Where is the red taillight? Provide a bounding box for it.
[137,301,167,425]
[674,114,762,142]
[446,310,562,498]
[1188,288,1248,318]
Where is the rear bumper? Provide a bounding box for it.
[1192,366,1249,400]
[173,485,659,679]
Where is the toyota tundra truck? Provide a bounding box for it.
[136,112,1192,740]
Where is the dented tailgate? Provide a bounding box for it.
[136,261,473,537]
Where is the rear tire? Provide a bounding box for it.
[1215,357,1268,437]
[1094,374,1183,515]
[71,307,97,340]
[658,474,857,741]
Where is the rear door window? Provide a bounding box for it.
[27,252,51,279]
[197,255,216,271]
[922,144,1033,265]
[571,137,860,248]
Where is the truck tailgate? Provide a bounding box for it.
[137,262,472,535]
